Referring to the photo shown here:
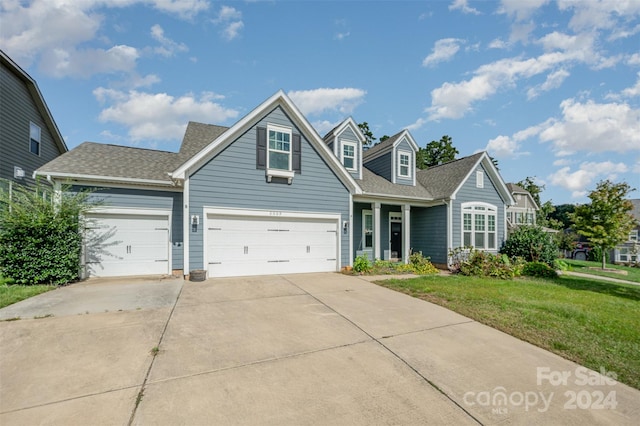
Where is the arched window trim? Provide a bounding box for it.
[461,202,498,250]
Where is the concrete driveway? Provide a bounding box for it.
[1,273,638,425]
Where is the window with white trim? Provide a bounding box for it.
[267,125,292,171]
[363,210,373,249]
[342,141,357,171]
[629,230,638,242]
[462,203,497,250]
[30,122,41,156]
[476,170,484,188]
[398,151,411,178]
[618,247,638,263]
[526,212,534,224]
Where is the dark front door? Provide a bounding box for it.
[390,222,402,259]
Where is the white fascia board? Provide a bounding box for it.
[35,172,176,188]
[449,152,516,206]
[171,91,361,195]
[354,194,439,207]
[392,130,419,152]
[335,117,366,144]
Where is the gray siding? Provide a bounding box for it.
[394,138,414,186]
[411,205,448,265]
[451,164,507,251]
[364,151,392,181]
[338,127,361,179]
[0,64,63,185]
[189,106,350,270]
[78,186,184,270]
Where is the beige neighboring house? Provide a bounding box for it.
[506,183,538,234]
[611,199,640,264]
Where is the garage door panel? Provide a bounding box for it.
[85,213,170,278]
[207,214,338,278]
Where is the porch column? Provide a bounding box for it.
[402,204,411,264]
[374,202,381,260]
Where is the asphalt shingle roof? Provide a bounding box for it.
[362,131,403,160]
[357,168,434,199]
[416,152,484,199]
[36,122,228,184]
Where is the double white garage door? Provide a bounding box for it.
[84,213,170,278]
[83,210,340,278]
[206,214,339,278]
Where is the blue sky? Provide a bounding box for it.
[2,0,639,205]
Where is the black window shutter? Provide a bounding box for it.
[256,127,266,169]
[292,133,301,173]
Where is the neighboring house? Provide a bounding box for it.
[506,183,538,232]
[611,199,640,264]
[36,91,514,279]
[0,50,67,189]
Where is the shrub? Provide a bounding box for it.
[453,248,524,279]
[407,252,439,275]
[353,255,372,274]
[588,245,606,263]
[500,226,558,266]
[523,261,558,279]
[553,259,570,271]
[0,182,97,285]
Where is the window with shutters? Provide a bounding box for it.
[256,124,301,183]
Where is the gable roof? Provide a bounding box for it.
[357,168,434,201]
[322,117,365,144]
[35,121,228,186]
[506,183,539,209]
[1,50,67,155]
[171,91,361,194]
[362,129,418,161]
[417,151,515,204]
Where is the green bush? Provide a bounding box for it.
[500,226,558,266]
[455,248,524,279]
[588,245,606,263]
[0,182,96,285]
[553,259,570,271]
[407,252,439,275]
[523,261,558,279]
[353,255,372,274]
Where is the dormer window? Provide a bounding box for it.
[342,141,357,171]
[398,151,411,178]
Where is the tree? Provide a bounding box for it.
[357,122,375,146]
[379,135,390,143]
[550,204,575,230]
[537,201,563,230]
[570,180,636,269]
[417,135,459,169]
[500,225,558,266]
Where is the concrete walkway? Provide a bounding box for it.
[559,270,640,286]
[1,273,638,425]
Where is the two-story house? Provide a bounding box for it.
[505,183,538,234]
[36,91,514,278]
[0,50,67,191]
[612,199,640,264]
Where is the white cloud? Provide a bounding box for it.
[488,38,509,49]
[150,24,188,57]
[485,123,542,158]
[527,68,570,99]
[558,0,640,32]
[0,0,207,78]
[39,45,140,78]
[93,88,239,141]
[312,120,341,136]
[422,38,465,67]
[449,0,481,15]
[213,5,244,41]
[548,161,629,198]
[539,98,640,155]
[498,0,550,21]
[335,32,350,41]
[287,88,367,116]
[626,53,640,66]
[621,72,640,98]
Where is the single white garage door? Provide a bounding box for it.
[84,213,170,277]
[206,214,339,277]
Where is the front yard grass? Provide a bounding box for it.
[563,259,640,283]
[0,276,56,310]
[376,273,640,390]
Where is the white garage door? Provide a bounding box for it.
[206,214,338,278]
[84,213,170,277]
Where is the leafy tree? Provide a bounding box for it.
[549,204,576,230]
[357,122,375,146]
[537,201,563,230]
[500,225,558,266]
[417,135,459,169]
[570,180,636,269]
[379,135,390,142]
[490,156,500,171]
[0,181,98,284]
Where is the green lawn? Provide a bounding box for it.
[376,273,640,390]
[563,259,640,283]
[0,275,56,310]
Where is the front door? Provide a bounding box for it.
[390,221,402,259]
